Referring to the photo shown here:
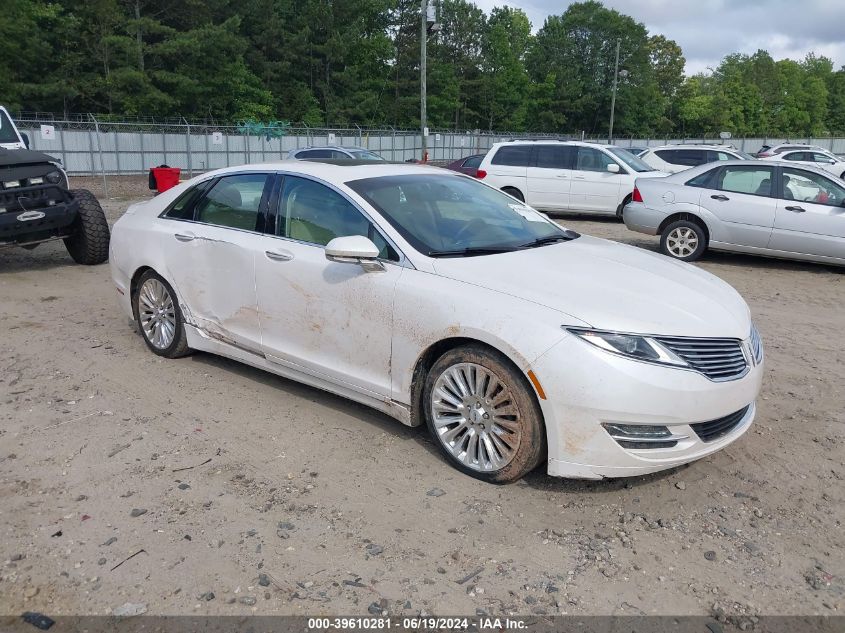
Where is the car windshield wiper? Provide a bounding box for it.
[518,233,577,249]
[428,245,520,258]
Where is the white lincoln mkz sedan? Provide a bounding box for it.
[110,162,763,482]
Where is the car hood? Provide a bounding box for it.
[431,235,751,339]
[0,147,60,167]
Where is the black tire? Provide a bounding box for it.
[660,219,707,262]
[132,270,191,358]
[422,344,545,484]
[616,194,632,220]
[64,189,110,265]
[502,187,524,203]
[840,171,845,180]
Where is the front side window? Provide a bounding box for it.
[298,149,333,159]
[711,151,734,161]
[717,166,774,197]
[0,109,21,144]
[194,174,269,231]
[575,147,617,172]
[347,174,577,257]
[491,145,531,167]
[534,145,574,169]
[782,168,845,206]
[278,176,397,260]
[811,152,836,164]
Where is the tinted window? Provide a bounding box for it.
[783,152,808,162]
[491,145,531,166]
[164,180,212,220]
[534,145,574,169]
[195,174,269,230]
[0,109,20,144]
[717,166,774,197]
[349,150,386,161]
[298,149,333,159]
[782,168,845,206]
[656,149,706,166]
[462,155,483,169]
[575,147,617,172]
[278,176,397,260]
[686,169,717,188]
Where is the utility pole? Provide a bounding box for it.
[609,38,620,144]
[421,0,427,162]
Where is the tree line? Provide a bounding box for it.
[4,0,845,136]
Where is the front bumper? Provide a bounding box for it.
[623,202,665,236]
[0,184,79,244]
[529,334,763,479]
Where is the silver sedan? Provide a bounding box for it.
[623,160,845,266]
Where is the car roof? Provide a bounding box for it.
[646,144,739,151]
[293,146,372,152]
[490,139,621,150]
[661,158,837,182]
[193,160,452,183]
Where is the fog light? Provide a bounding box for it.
[602,423,684,449]
[29,177,44,185]
[4,180,21,188]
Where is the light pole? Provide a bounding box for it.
[420,1,439,162]
[421,0,427,162]
[608,38,628,144]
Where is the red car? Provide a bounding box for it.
[445,154,486,177]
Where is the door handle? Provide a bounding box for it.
[573,175,586,180]
[174,232,196,242]
[785,205,806,213]
[710,194,730,201]
[265,250,294,262]
[556,174,569,178]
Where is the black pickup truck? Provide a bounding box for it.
[1,107,109,264]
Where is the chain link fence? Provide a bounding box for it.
[13,114,845,188]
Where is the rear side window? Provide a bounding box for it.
[782,152,807,162]
[534,145,575,169]
[163,180,212,220]
[491,145,531,167]
[194,174,270,231]
[298,149,334,159]
[463,155,483,169]
[716,166,774,197]
[656,149,706,166]
[686,169,718,188]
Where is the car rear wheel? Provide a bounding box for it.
[64,189,110,265]
[133,270,191,358]
[616,194,632,220]
[660,219,707,262]
[502,187,524,203]
[423,344,545,483]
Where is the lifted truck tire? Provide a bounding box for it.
[63,189,110,265]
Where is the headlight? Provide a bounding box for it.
[566,328,688,367]
[46,171,63,184]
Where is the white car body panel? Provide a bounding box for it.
[478,141,668,216]
[111,161,763,479]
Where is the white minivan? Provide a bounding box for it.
[476,140,668,217]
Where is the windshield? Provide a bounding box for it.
[608,147,655,172]
[0,110,21,144]
[350,150,386,161]
[347,174,578,257]
[736,151,755,160]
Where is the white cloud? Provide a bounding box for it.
[469,0,845,75]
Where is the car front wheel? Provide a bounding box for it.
[133,270,191,358]
[423,345,545,483]
[660,219,707,262]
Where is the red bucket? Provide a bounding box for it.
[150,166,181,193]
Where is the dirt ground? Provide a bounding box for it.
[0,176,842,621]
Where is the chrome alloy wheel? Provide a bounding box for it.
[138,278,177,349]
[666,226,699,258]
[430,362,521,472]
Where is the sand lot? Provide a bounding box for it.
[1,177,842,621]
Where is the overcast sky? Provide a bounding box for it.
[472,0,845,75]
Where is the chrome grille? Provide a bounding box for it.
[750,326,763,364]
[654,336,747,381]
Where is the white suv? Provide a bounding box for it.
[767,148,845,180]
[639,145,754,174]
[477,140,668,216]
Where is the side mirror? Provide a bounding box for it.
[21,132,30,149]
[325,235,384,272]
[606,163,621,173]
